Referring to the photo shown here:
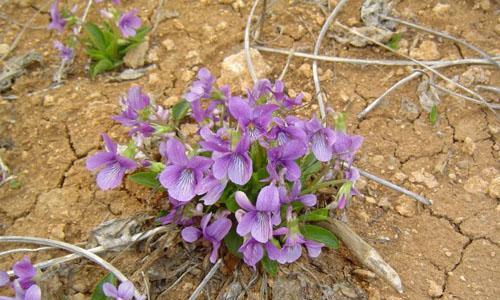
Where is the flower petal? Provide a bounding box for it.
[227,154,252,185]
[0,271,9,287]
[103,282,119,298]
[166,138,188,166]
[13,257,36,280]
[251,212,272,243]
[187,156,213,172]
[24,284,41,300]
[116,155,137,171]
[86,152,115,170]
[158,165,183,189]
[283,160,301,182]
[304,240,323,258]
[117,281,135,300]
[96,163,125,190]
[181,227,202,242]
[236,211,255,237]
[298,194,317,207]
[311,131,332,162]
[168,169,196,202]
[228,97,251,125]
[101,133,117,154]
[212,155,230,180]
[256,185,279,212]
[205,217,231,242]
[235,191,254,211]
[209,242,221,263]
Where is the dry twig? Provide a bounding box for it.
[188,258,222,300]
[319,219,403,293]
[312,0,349,119]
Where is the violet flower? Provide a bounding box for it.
[195,175,228,205]
[268,116,306,146]
[332,132,363,164]
[305,118,336,162]
[266,140,307,182]
[247,79,272,105]
[278,233,323,264]
[0,284,42,300]
[228,97,278,141]
[210,133,253,185]
[113,87,154,137]
[86,133,137,190]
[184,68,215,103]
[181,212,232,263]
[103,281,135,300]
[278,181,316,207]
[235,185,281,243]
[118,9,141,38]
[47,0,66,33]
[270,80,303,109]
[237,233,282,268]
[158,138,212,202]
[13,257,36,290]
[0,271,8,287]
[53,41,73,62]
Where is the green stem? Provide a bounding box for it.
[302,179,346,194]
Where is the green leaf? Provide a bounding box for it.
[387,33,401,50]
[172,100,190,122]
[300,224,339,249]
[91,273,116,300]
[90,59,114,79]
[221,193,239,213]
[128,172,160,188]
[223,228,243,257]
[299,208,329,222]
[334,112,346,131]
[429,104,438,125]
[84,23,106,50]
[261,255,278,276]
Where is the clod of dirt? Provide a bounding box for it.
[394,195,417,217]
[124,39,150,68]
[218,48,271,93]
[361,0,394,29]
[89,217,144,250]
[409,40,441,60]
[432,3,451,16]
[459,66,491,87]
[298,63,312,79]
[488,176,500,199]
[464,175,489,194]
[0,44,9,56]
[462,137,476,155]
[409,169,439,189]
[427,279,443,297]
[399,98,420,121]
[460,208,500,244]
[0,51,42,92]
[161,39,175,51]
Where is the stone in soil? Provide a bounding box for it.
[410,40,441,60]
[218,48,271,93]
[124,40,149,68]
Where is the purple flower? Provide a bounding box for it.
[278,181,316,207]
[0,271,9,287]
[2,284,42,300]
[332,132,363,164]
[181,212,232,263]
[184,68,215,103]
[86,133,137,190]
[103,281,134,300]
[305,118,336,162]
[199,127,230,153]
[228,98,278,141]
[235,185,281,243]
[278,233,323,264]
[237,235,281,268]
[157,198,194,226]
[195,175,228,205]
[47,0,66,33]
[247,79,272,105]
[268,116,306,146]
[158,138,212,202]
[12,257,36,290]
[118,9,141,38]
[211,134,253,185]
[112,87,154,137]
[53,41,73,62]
[266,140,307,182]
[270,80,303,109]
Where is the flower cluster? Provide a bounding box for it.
[87,68,363,270]
[0,257,41,300]
[47,0,148,78]
[102,281,144,300]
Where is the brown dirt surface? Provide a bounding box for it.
[0,0,499,299]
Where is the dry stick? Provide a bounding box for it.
[312,0,349,119]
[277,47,294,81]
[357,57,500,119]
[431,83,500,110]
[0,236,142,299]
[476,84,500,94]
[255,46,499,67]
[4,226,167,276]
[349,163,432,205]
[0,246,54,257]
[318,219,403,293]
[0,3,49,62]
[244,0,261,84]
[253,0,268,42]
[379,14,499,69]
[335,22,497,116]
[188,259,222,300]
